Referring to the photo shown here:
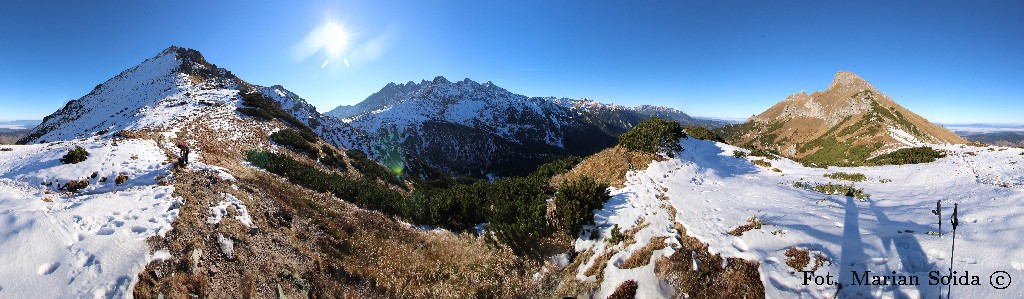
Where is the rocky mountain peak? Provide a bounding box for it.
[826,70,874,93]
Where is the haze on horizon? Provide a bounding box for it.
[0,1,1021,124]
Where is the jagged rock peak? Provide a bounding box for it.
[828,70,872,90]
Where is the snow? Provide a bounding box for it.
[576,138,1024,298]
[0,139,181,298]
[207,193,254,228]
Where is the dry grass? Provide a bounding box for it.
[133,114,547,298]
[784,247,810,271]
[40,197,53,202]
[608,279,638,299]
[553,145,664,188]
[619,236,669,269]
[655,220,765,298]
[621,218,650,248]
[812,252,831,271]
[727,216,763,236]
[584,248,618,283]
[752,159,772,168]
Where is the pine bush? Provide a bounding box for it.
[619,117,685,157]
[60,145,89,164]
[554,176,611,236]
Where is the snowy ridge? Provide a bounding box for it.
[577,138,1024,298]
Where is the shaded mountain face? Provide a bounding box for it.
[326,77,715,179]
[717,71,966,166]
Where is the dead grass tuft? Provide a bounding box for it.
[727,216,763,236]
[812,252,831,271]
[784,247,810,271]
[584,248,618,283]
[752,159,772,168]
[553,146,664,188]
[621,218,650,248]
[115,173,128,185]
[620,236,669,269]
[608,279,638,299]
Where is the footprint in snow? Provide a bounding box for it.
[37,262,61,275]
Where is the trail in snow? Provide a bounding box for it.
[575,138,1024,298]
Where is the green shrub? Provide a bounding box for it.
[684,125,724,142]
[238,92,318,141]
[748,148,778,160]
[554,176,611,236]
[868,146,946,165]
[60,146,89,164]
[823,172,867,182]
[618,117,685,157]
[533,156,584,178]
[346,149,404,187]
[484,175,552,256]
[0,147,13,152]
[270,129,319,158]
[245,150,404,215]
[733,150,747,158]
[319,144,347,170]
[794,181,870,200]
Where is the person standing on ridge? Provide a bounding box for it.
[177,142,190,167]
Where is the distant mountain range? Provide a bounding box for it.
[323,77,726,178]
[717,71,966,166]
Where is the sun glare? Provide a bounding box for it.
[322,22,348,56]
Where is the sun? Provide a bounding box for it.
[322,22,349,56]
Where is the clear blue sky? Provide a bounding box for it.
[1,1,1021,123]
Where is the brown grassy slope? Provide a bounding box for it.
[132,113,546,298]
[553,145,664,188]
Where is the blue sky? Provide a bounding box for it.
[0,1,1021,123]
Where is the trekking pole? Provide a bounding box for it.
[947,203,959,299]
[938,200,942,237]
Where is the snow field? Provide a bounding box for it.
[0,139,181,298]
[576,138,1024,298]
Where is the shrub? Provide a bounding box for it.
[319,144,347,170]
[238,92,318,141]
[824,172,867,182]
[115,173,128,185]
[0,148,12,152]
[533,156,584,178]
[618,117,685,157]
[732,150,746,158]
[62,179,89,192]
[684,125,724,142]
[748,148,778,160]
[554,176,611,236]
[484,175,552,256]
[270,129,318,158]
[346,149,404,187]
[60,146,89,164]
[795,181,870,200]
[868,146,946,165]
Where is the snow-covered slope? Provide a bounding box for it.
[4,46,357,298]
[0,139,181,298]
[575,138,1024,298]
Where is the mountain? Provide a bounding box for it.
[717,71,966,166]
[326,78,721,179]
[6,46,551,298]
